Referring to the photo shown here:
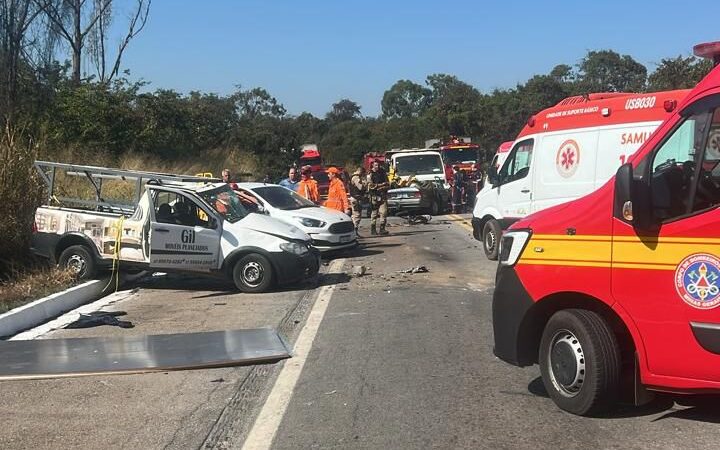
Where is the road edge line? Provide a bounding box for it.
[241,258,345,450]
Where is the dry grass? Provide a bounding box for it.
[0,123,44,274]
[0,267,76,314]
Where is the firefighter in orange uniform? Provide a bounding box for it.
[297,165,319,204]
[324,167,350,214]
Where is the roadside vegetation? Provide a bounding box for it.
[0,266,76,314]
[0,1,712,281]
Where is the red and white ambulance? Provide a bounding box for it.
[473,90,691,259]
[493,41,720,415]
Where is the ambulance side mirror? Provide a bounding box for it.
[613,163,652,228]
[487,166,499,186]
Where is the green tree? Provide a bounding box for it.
[233,87,286,119]
[326,98,362,123]
[381,80,432,119]
[424,73,482,136]
[576,50,647,93]
[647,56,713,91]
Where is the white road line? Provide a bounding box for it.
[242,258,345,450]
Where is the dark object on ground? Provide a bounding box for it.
[397,266,429,274]
[66,311,134,329]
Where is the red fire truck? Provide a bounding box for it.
[429,136,482,182]
[494,41,720,415]
[299,144,323,171]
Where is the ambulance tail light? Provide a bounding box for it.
[664,99,677,113]
[693,41,720,66]
[499,229,532,267]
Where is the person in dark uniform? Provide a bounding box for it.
[451,165,466,213]
[367,160,390,235]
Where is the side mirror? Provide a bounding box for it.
[487,166,499,185]
[613,163,634,222]
[613,163,652,228]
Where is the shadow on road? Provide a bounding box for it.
[317,271,351,287]
[322,248,384,260]
[385,229,439,237]
[527,376,720,422]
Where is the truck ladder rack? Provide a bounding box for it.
[35,161,221,213]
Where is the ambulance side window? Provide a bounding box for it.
[649,106,720,220]
[499,139,533,183]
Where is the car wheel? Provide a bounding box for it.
[482,219,501,260]
[429,199,439,216]
[539,309,621,416]
[233,253,274,293]
[59,245,97,280]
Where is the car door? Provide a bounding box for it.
[612,97,720,382]
[495,138,534,218]
[148,188,221,272]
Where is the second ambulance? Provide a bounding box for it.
[494,42,720,415]
[473,89,690,259]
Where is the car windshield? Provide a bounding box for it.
[442,148,478,165]
[197,185,249,223]
[395,154,444,176]
[254,186,316,210]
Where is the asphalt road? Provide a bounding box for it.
[2,214,720,449]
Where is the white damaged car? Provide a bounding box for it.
[236,183,358,252]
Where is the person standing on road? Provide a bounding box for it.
[297,165,319,204]
[349,166,367,233]
[451,165,466,214]
[278,166,300,191]
[324,167,350,214]
[367,160,389,235]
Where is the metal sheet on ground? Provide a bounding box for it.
[0,328,290,380]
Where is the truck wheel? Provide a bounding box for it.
[482,219,501,260]
[539,309,621,416]
[59,245,97,280]
[233,254,274,293]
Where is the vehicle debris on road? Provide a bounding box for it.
[397,266,429,274]
[0,328,290,380]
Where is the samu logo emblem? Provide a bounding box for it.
[675,253,720,309]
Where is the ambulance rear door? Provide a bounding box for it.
[594,122,661,189]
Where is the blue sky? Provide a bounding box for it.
[111,0,719,117]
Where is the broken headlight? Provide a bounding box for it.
[280,242,309,256]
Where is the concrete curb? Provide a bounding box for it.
[0,272,149,339]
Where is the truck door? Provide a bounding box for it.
[148,189,221,272]
[495,139,534,218]
[612,98,720,383]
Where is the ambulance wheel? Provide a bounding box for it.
[539,309,621,416]
[59,245,97,280]
[233,254,274,293]
[482,219,501,260]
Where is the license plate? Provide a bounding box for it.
[340,235,352,243]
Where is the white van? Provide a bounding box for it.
[472,90,691,259]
